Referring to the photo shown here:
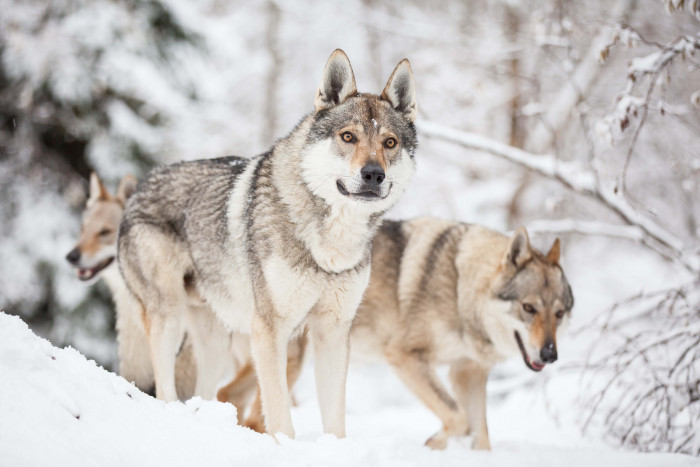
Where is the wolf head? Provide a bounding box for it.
[301,49,417,213]
[66,172,136,282]
[494,228,574,372]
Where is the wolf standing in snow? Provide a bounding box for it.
[348,219,573,450]
[66,172,241,402]
[221,218,573,450]
[118,49,417,437]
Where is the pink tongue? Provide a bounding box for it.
[531,360,544,370]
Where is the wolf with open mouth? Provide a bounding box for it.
[219,217,573,450]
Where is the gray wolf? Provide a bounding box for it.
[117,49,418,438]
[350,218,573,450]
[220,217,573,449]
[67,172,240,402]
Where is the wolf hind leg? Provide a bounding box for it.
[145,306,186,402]
[218,360,259,424]
[384,345,467,450]
[449,359,491,450]
[187,307,232,400]
[119,226,192,402]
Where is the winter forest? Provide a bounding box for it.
[1,0,699,465]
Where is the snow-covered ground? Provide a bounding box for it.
[1,312,695,467]
[1,0,698,463]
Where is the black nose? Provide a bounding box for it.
[66,248,81,265]
[360,163,385,188]
[540,339,558,363]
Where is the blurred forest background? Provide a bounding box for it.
[0,0,698,456]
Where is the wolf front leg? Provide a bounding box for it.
[309,279,368,438]
[384,344,468,450]
[250,311,295,438]
[308,312,352,437]
[449,359,491,450]
[244,330,308,433]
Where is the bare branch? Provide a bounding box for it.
[576,276,700,455]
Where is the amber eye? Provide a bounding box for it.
[522,303,536,314]
[341,131,356,143]
[384,137,397,149]
[555,310,565,319]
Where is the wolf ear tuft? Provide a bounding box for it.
[87,172,110,208]
[546,238,561,264]
[116,174,137,207]
[381,59,417,122]
[314,49,357,112]
[506,227,531,268]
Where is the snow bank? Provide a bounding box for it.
[0,312,696,467]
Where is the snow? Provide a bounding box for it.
[0,312,697,467]
[1,0,699,462]
[629,52,662,74]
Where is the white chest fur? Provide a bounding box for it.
[305,202,372,273]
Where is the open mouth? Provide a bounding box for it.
[514,331,545,372]
[336,180,389,200]
[77,256,114,281]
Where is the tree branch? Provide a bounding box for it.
[417,119,698,273]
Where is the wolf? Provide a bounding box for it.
[349,218,573,450]
[117,49,417,438]
[67,172,239,401]
[65,172,158,392]
[219,217,573,449]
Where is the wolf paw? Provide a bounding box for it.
[244,414,267,434]
[471,434,491,451]
[425,432,449,450]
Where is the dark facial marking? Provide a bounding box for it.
[364,100,375,135]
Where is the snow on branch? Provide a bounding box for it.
[526,219,644,241]
[596,25,700,197]
[597,29,700,141]
[529,0,636,153]
[417,120,697,272]
[417,120,595,191]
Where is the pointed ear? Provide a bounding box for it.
[87,172,110,208]
[314,49,357,112]
[505,227,531,268]
[546,238,561,264]
[381,59,417,122]
[116,175,137,207]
